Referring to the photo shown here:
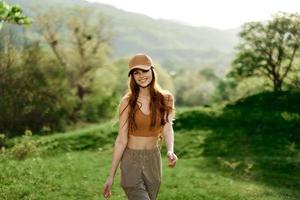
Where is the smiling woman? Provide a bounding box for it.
[129,54,154,88]
[103,53,178,200]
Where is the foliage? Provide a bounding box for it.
[8,0,237,73]
[212,76,272,103]
[173,91,300,193]
[0,41,76,137]
[3,123,117,157]
[229,12,300,92]
[173,68,219,106]
[9,130,39,160]
[0,6,119,136]
[212,77,237,102]
[0,133,5,150]
[0,0,31,29]
[175,91,300,143]
[34,6,113,122]
[34,123,117,156]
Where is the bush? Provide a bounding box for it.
[0,42,75,137]
[0,133,5,147]
[10,130,40,160]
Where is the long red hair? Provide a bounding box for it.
[121,68,174,132]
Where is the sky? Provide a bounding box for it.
[85,0,300,30]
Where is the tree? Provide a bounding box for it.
[0,1,31,30]
[0,40,75,137]
[174,68,217,106]
[34,7,112,121]
[229,12,300,92]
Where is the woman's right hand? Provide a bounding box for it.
[103,176,114,199]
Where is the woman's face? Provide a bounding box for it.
[132,68,153,88]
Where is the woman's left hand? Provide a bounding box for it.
[167,151,178,167]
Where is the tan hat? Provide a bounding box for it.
[128,53,154,76]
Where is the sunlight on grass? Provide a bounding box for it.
[1,92,300,199]
[1,149,297,200]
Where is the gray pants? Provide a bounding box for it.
[120,147,162,200]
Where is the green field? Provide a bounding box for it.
[1,92,300,200]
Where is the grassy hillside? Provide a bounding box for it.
[1,91,299,199]
[174,91,300,193]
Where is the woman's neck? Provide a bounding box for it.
[139,87,150,97]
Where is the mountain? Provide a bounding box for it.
[8,0,240,74]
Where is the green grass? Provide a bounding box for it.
[1,91,300,199]
[174,91,300,193]
[1,146,298,200]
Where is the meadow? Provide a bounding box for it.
[1,91,299,200]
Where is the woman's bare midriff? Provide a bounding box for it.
[127,135,159,149]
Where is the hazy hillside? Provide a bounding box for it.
[9,0,240,74]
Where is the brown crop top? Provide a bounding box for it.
[128,94,174,137]
[128,106,162,137]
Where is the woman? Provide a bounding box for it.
[103,53,178,200]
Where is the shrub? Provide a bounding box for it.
[10,130,40,160]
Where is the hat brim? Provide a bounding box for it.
[128,65,152,76]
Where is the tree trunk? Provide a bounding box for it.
[273,76,282,92]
